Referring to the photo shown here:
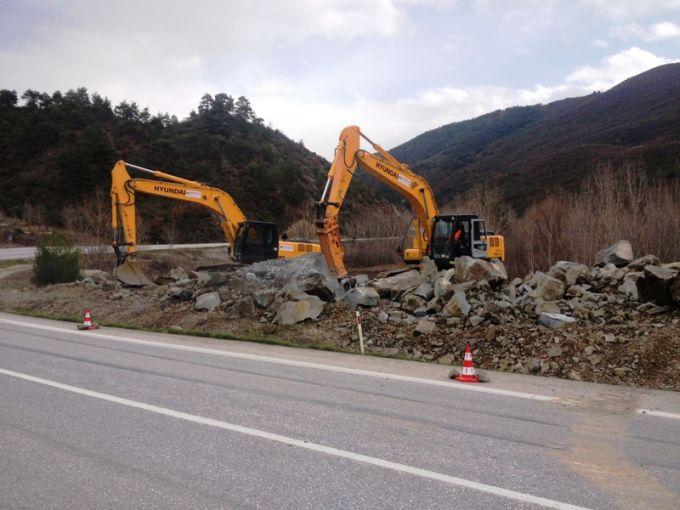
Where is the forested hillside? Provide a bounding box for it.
[390,63,680,209]
[0,88,377,243]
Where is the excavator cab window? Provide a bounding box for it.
[430,215,484,268]
[233,221,278,264]
[430,216,457,267]
[471,219,487,259]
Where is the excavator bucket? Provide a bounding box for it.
[114,259,153,286]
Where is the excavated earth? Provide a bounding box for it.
[1,244,679,391]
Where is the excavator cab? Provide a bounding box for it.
[429,214,487,269]
[232,221,279,264]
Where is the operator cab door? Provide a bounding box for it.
[430,217,453,268]
[233,222,278,263]
[471,219,487,259]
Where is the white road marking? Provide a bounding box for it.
[0,317,558,401]
[636,409,680,421]
[0,367,590,510]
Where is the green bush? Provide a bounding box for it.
[33,233,81,286]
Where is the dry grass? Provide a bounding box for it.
[287,205,410,268]
[61,189,112,269]
[293,162,671,276]
[454,163,680,276]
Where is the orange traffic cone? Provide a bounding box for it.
[77,309,99,330]
[452,344,478,383]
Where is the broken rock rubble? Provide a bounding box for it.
[85,239,679,389]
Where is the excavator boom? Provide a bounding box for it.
[316,126,505,284]
[111,160,319,285]
[316,126,438,282]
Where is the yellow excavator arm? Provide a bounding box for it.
[111,160,246,258]
[315,126,439,281]
[111,160,320,285]
[316,126,506,284]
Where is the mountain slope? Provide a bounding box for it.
[0,90,382,242]
[390,63,680,209]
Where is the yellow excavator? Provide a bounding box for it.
[315,126,505,286]
[111,160,319,285]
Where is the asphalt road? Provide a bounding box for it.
[0,243,229,261]
[0,312,678,509]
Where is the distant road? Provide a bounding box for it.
[0,237,397,261]
[0,312,678,509]
[0,243,229,261]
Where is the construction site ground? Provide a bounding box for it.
[0,247,678,393]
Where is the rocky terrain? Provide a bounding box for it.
[2,241,679,391]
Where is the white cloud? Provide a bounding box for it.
[652,21,680,39]
[253,82,580,158]
[581,0,680,18]
[0,1,406,116]
[253,47,676,158]
[611,21,680,41]
[2,1,678,161]
[566,47,676,90]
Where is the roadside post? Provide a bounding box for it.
[355,310,365,354]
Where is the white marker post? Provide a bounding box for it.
[355,310,365,354]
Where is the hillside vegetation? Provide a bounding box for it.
[390,63,680,209]
[0,89,386,243]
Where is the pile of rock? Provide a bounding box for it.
[75,239,679,388]
[96,239,679,331]
[152,253,341,325]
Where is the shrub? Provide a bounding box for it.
[33,233,81,285]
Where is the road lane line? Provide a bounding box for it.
[637,409,680,421]
[0,317,556,402]
[0,367,590,510]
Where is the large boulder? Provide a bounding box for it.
[628,255,660,271]
[401,293,426,313]
[419,256,438,283]
[196,271,228,288]
[81,269,111,284]
[274,294,324,325]
[527,271,549,289]
[548,261,589,286]
[254,289,277,308]
[341,287,380,308]
[195,291,221,311]
[670,273,680,306]
[595,240,634,267]
[442,291,471,318]
[434,277,454,299]
[454,256,507,288]
[636,265,679,306]
[618,272,642,301]
[168,267,189,281]
[532,276,565,301]
[595,263,621,281]
[165,286,193,302]
[375,270,422,299]
[538,312,576,329]
[414,318,437,335]
[413,282,434,300]
[299,273,336,302]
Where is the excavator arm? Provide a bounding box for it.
[110,160,248,285]
[315,126,439,282]
[111,160,321,286]
[111,160,246,257]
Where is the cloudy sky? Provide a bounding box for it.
[1,0,679,158]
